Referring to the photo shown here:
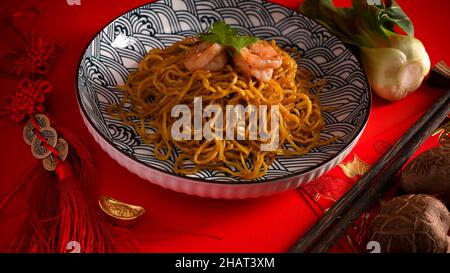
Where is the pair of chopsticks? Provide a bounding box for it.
[290,61,450,253]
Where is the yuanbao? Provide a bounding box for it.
[301,0,431,101]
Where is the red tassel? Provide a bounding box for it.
[3,126,122,253]
[0,8,137,253]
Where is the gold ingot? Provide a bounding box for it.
[99,196,145,227]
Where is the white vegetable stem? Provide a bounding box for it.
[360,33,430,101]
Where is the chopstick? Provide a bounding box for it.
[290,89,450,253]
[308,92,449,252]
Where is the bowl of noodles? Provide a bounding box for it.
[76,0,371,199]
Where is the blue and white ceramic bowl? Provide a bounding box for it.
[76,0,371,199]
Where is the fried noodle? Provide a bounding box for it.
[109,37,333,180]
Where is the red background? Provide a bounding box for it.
[0,0,449,252]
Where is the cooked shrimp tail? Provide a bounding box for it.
[184,41,227,72]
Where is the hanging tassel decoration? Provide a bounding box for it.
[5,114,118,252]
[0,8,125,252]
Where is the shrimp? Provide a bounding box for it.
[233,40,282,82]
[234,55,274,83]
[184,41,227,72]
[240,41,282,69]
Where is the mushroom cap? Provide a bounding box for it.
[401,144,450,194]
[368,194,450,253]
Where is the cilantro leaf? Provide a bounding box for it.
[198,33,222,44]
[230,35,259,52]
[211,21,238,38]
[199,21,258,52]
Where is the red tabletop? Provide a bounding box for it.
[0,0,449,252]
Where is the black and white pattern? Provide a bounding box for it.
[77,0,371,183]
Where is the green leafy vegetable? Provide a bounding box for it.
[300,0,430,101]
[301,0,413,47]
[199,21,259,52]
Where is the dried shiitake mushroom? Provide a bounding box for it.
[401,144,450,195]
[368,194,450,253]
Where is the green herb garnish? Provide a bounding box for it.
[199,21,259,52]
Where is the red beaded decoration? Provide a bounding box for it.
[0,7,120,253]
[0,6,59,123]
[4,78,52,122]
[11,35,57,77]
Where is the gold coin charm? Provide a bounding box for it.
[31,127,58,159]
[99,196,145,227]
[23,114,51,145]
[42,138,69,171]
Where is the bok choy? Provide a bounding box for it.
[301,0,430,101]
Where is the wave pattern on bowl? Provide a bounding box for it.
[77,0,370,185]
